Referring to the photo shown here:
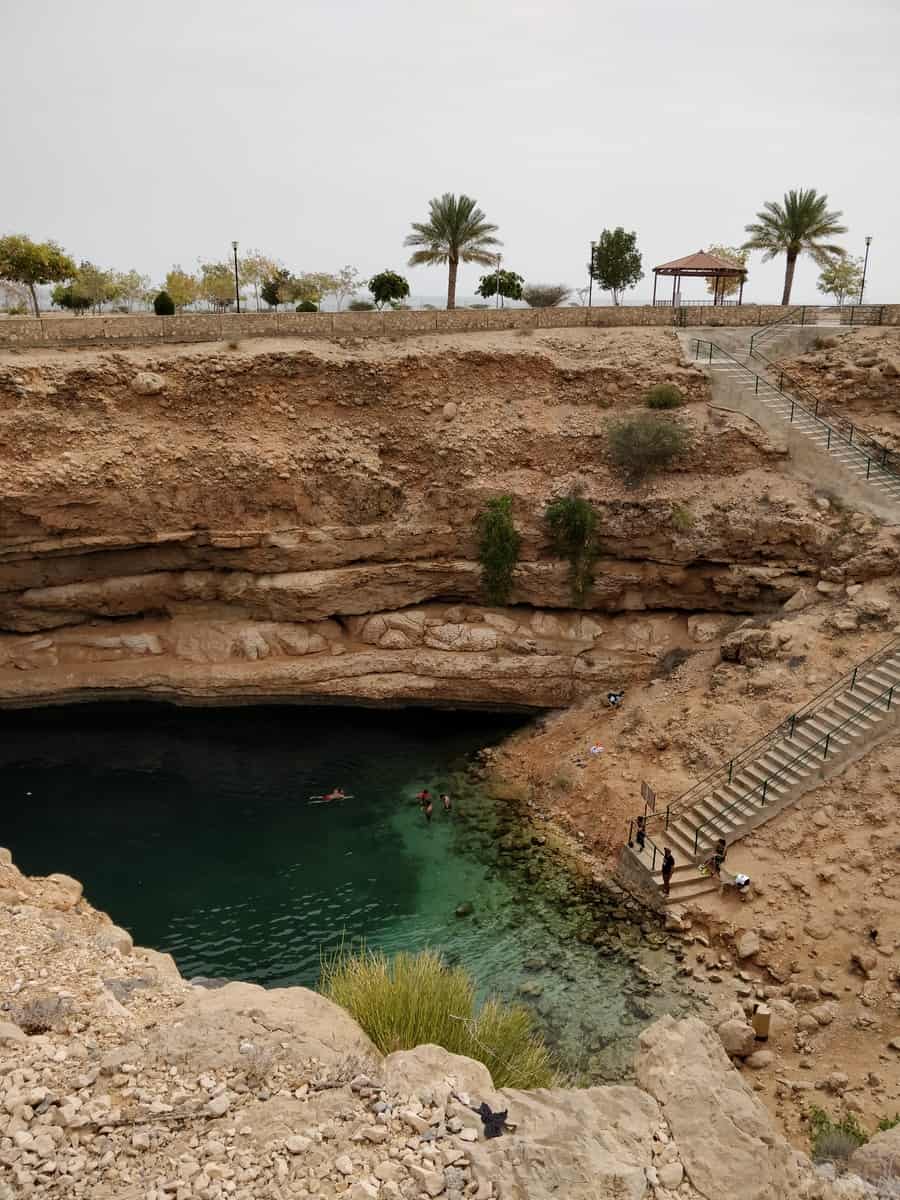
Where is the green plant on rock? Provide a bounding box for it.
[544,491,598,604]
[670,502,694,531]
[476,495,520,605]
[608,414,691,482]
[644,383,684,409]
[808,1106,868,1163]
[319,946,557,1089]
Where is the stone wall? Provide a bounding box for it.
[3,304,895,350]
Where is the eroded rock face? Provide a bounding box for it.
[0,337,895,709]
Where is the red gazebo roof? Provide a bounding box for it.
[654,250,746,275]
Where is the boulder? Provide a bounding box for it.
[95,925,134,956]
[720,628,778,665]
[850,949,878,979]
[130,371,166,395]
[147,981,378,1072]
[717,1018,756,1058]
[442,401,458,421]
[849,1124,900,1182]
[466,1083,661,1200]
[381,1044,499,1109]
[637,1016,823,1200]
[735,931,760,960]
[745,1050,774,1070]
[44,873,83,910]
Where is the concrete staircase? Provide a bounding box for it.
[630,638,900,904]
[691,322,900,509]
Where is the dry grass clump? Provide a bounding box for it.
[320,946,557,1089]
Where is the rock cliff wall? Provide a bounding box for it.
[1,329,896,708]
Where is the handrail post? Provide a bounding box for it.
[779,371,784,391]
[789,713,796,737]
[867,459,872,480]
[850,307,855,326]
[888,687,894,711]
[851,667,858,690]
[823,732,831,759]
[665,805,670,831]
[815,397,819,416]
[728,759,733,783]
[790,400,795,422]
[761,779,767,805]
[755,376,759,395]
[849,425,854,446]
[708,343,713,364]
[627,819,633,847]
[827,428,832,450]
[801,307,805,326]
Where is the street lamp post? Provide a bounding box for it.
[494,254,502,309]
[232,241,241,314]
[588,241,596,308]
[858,236,872,306]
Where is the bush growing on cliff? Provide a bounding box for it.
[644,383,684,410]
[153,290,175,316]
[808,1106,868,1163]
[476,496,520,605]
[320,946,557,1089]
[607,414,691,482]
[544,491,599,604]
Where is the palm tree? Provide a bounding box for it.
[405,193,501,309]
[742,188,847,305]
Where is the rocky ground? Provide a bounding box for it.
[1,847,894,1200]
[776,328,900,447]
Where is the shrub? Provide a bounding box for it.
[296,300,318,312]
[320,946,556,1089]
[670,502,694,531]
[607,414,691,481]
[808,1106,868,1163]
[476,496,520,605]
[523,284,570,308]
[544,491,598,603]
[878,1114,900,1132]
[645,383,684,410]
[12,994,70,1035]
[347,299,376,311]
[153,290,175,316]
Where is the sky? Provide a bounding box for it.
[3,0,897,305]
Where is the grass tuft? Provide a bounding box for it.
[319,945,557,1089]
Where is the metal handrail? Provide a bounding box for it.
[748,345,900,480]
[692,339,900,489]
[748,306,805,354]
[691,672,898,855]
[632,633,900,840]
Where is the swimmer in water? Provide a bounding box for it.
[441,793,452,812]
[415,788,431,807]
[424,798,434,822]
[323,787,346,803]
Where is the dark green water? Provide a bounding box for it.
[0,704,699,1079]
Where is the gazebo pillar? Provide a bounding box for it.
[671,275,677,305]
[652,273,658,305]
[738,276,745,305]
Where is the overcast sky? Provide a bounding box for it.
[4,0,897,304]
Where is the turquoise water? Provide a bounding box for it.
[0,704,700,1079]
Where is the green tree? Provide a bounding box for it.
[817,256,864,305]
[476,496,520,605]
[115,269,152,311]
[522,283,569,308]
[240,250,280,311]
[327,265,361,311]
[0,234,76,316]
[153,290,176,316]
[198,260,237,310]
[368,269,410,309]
[69,261,121,313]
[50,283,91,314]
[476,268,524,306]
[290,271,331,310]
[164,267,199,311]
[260,268,294,309]
[405,193,501,310]
[704,245,748,300]
[743,188,847,305]
[590,228,643,305]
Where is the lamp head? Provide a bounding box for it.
[232,240,238,252]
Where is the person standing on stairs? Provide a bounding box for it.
[661,847,675,897]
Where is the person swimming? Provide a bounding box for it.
[323,787,346,803]
[441,793,452,812]
[415,788,431,806]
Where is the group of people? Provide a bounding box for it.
[633,817,731,896]
[416,788,452,822]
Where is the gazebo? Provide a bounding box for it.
[652,249,747,306]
